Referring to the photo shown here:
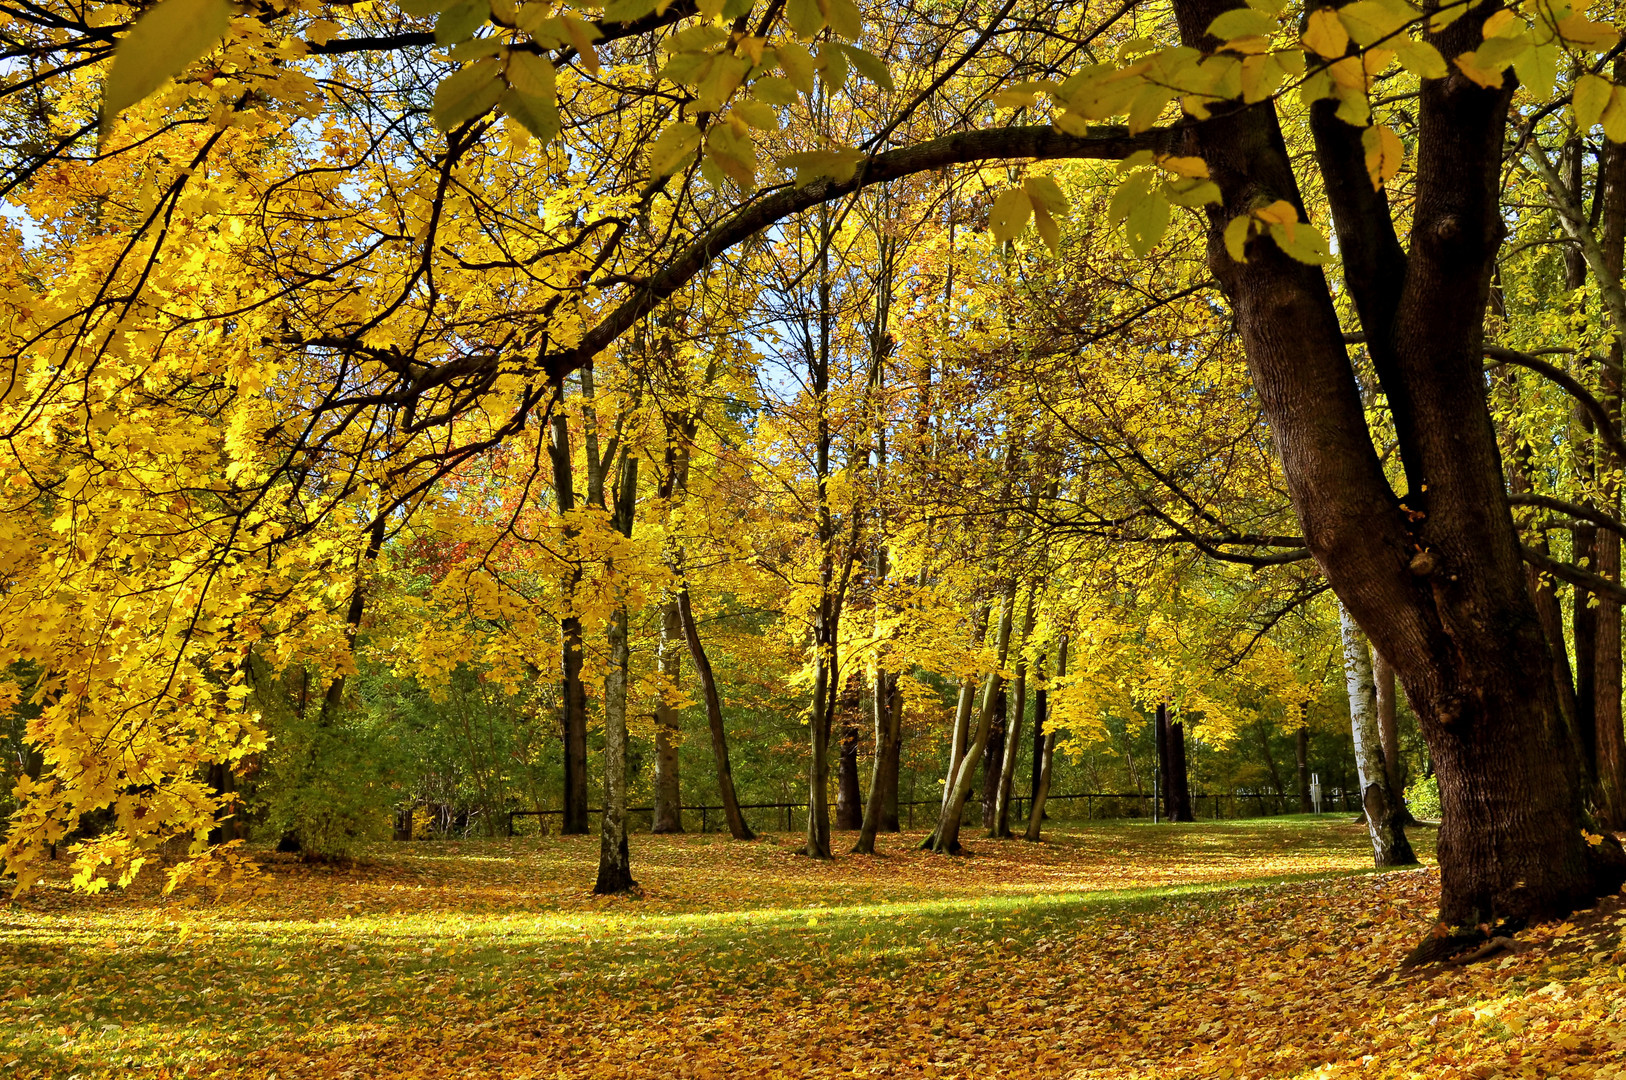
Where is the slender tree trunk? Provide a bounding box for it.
[651,598,685,834]
[981,690,1006,832]
[1169,721,1194,822]
[856,670,902,852]
[657,372,754,841]
[802,192,841,860]
[882,675,902,831]
[926,585,1016,854]
[836,692,864,831]
[1295,723,1311,814]
[676,588,754,839]
[1340,605,1418,867]
[1501,401,1586,764]
[807,621,833,858]
[1030,652,1047,805]
[1577,493,1601,787]
[1255,720,1287,807]
[1372,648,1405,801]
[1156,703,1172,821]
[993,591,1035,837]
[551,413,590,835]
[1025,635,1067,842]
[941,603,991,816]
[594,455,639,895]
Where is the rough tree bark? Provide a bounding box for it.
[855,669,902,853]
[1177,0,1625,931]
[549,412,590,836]
[1156,702,1172,820]
[594,454,640,895]
[993,591,1036,837]
[651,599,685,834]
[676,588,754,839]
[1596,133,1626,829]
[1169,721,1194,822]
[1030,652,1047,806]
[836,674,864,831]
[882,676,903,832]
[981,690,1007,832]
[1340,605,1418,867]
[1025,635,1067,842]
[1295,723,1311,814]
[1371,648,1406,802]
[926,584,1016,853]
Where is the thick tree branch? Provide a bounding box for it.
[540,123,1175,378]
[1508,492,1626,538]
[1523,543,1626,605]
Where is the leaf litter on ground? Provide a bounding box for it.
[1,817,1624,1078]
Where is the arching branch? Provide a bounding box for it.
[541,123,1177,379]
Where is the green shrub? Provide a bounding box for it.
[1405,774,1440,821]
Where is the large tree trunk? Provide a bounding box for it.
[550,413,589,836]
[676,588,754,839]
[594,456,640,895]
[594,600,635,893]
[1596,136,1626,830]
[1024,635,1066,842]
[926,586,1016,853]
[651,598,685,834]
[1176,0,1623,930]
[1340,605,1417,867]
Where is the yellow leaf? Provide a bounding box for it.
[990,188,1034,244]
[1032,202,1062,253]
[649,121,701,176]
[505,50,556,98]
[1393,38,1446,79]
[1453,50,1508,90]
[1302,8,1349,58]
[1362,124,1403,191]
[1575,73,1614,131]
[99,0,232,140]
[1158,155,1209,179]
[1254,199,1298,226]
[431,60,504,132]
[561,16,601,71]
[1480,8,1518,38]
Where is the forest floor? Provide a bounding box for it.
[2,816,1624,1079]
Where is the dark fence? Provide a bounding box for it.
[501,788,1358,837]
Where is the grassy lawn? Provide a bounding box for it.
[2,817,1623,1078]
